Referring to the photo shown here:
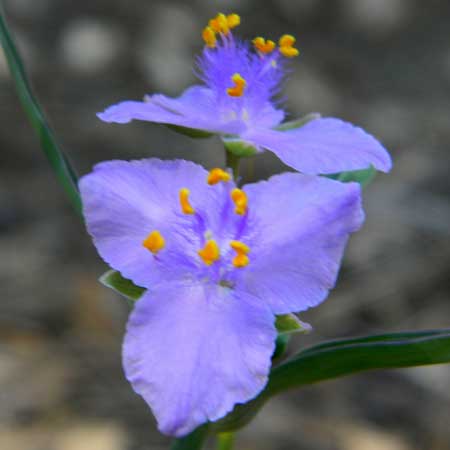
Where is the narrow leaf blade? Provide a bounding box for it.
[0,8,82,215]
[213,329,450,432]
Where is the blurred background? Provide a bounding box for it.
[1,0,450,449]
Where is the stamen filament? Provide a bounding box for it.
[227,73,246,97]
[143,230,165,254]
[230,240,250,268]
[231,188,248,215]
[198,239,220,266]
[207,168,231,185]
[179,188,195,214]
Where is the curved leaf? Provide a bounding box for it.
[213,329,450,432]
[0,7,82,215]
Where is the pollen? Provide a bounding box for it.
[209,13,229,35]
[207,168,231,185]
[279,34,299,58]
[198,239,220,266]
[230,240,250,268]
[143,230,165,254]
[227,73,246,97]
[253,36,275,54]
[226,13,241,29]
[179,188,195,214]
[202,26,216,48]
[231,188,248,215]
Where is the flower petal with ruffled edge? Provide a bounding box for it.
[242,117,392,174]
[123,281,276,436]
[232,172,364,315]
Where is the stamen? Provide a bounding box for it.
[226,13,240,29]
[230,240,250,268]
[207,168,231,185]
[202,26,216,48]
[179,188,195,214]
[253,36,275,54]
[227,73,246,97]
[231,188,247,215]
[209,13,229,35]
[279,34,299,58]
[198,239,220,266]
[143,230,165,254]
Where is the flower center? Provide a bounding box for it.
[143,169,251,271]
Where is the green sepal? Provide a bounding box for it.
[275,314,312,335]
[222,138,259,157]
[326,165,377,188]
[99,270,146,301]
[272,334,290,361]
[275,112,321,131]
[166,124,214,139]
[170,424,210,450]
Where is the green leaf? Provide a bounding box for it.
[222,138,258,157]
[0,7,82,216]
[166,124,214,139]
[275,113,321,131]
[275,314,312,335]
[171,424,209,450]
[99,270,146,301]
[212,329,450,433]
[326,165,377,188]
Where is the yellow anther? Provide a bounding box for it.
[279,34,299,58]
[143,230,165,254]
[207,168,231,185]
[253,36,276,54]
[198,239,220,266]
[231,188,248,215]
[179,188,195,214]
[202,26,216,48]
[209,13,229,35]
[227,73,246,97]
[226,13,240,29]
[230,240,250,268]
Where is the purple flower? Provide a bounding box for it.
[79,158,364,436]
[98,13,391,175]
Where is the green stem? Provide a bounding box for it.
[0,6,83,216]
[225,151,241,181]
[216,432,235,450]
